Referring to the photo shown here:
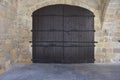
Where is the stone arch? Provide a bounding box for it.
[32,4,95,16]
[101,0,120,63]
[104,0,120,22]
[29,1,96,16]
[17,0,101,63]
[103,0,120,43]
[18,0,101,27]
[37,1,99,28]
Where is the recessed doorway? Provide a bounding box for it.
[32,4,95,63]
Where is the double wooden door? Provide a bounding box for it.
[32,5,95,63]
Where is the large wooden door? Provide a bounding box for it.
[32,5,95,63]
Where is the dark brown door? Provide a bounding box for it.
[32,5,95,63]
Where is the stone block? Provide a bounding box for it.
[95,53,106,63]
[112,37,120,42]
[10,49,17,60]
[105,53,116,62]
[5,60,11,70]
[102,48,106,53]
[95,48,102,54]
[99,37,109,42]
[113,48,120,53]
[103,42,111,48]
[96,43,103,47]
[0,65,5,74]
[113,32,120,37]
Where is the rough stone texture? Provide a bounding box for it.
[16,0,120,64]
[0,0,18,74]
[15,0,120,65]
[0,0,120,74]
[16,0,106,64]
[0,64,120,80]
[102,0,120,63]
[16,0,102,64]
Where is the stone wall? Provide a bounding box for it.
[17,0,102,63]
[0,0,18,74]
[0,0,120,74]
[102,0,120,63]
[16,0,120,63]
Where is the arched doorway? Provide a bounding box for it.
[32,4,95,63]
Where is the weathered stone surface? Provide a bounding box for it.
[16,0,120,64]
[112,37,120,42]
[17,0,102,64]
[0,65,4,74]
[0,0,17,74]
[0,0,120,74]
[113,48,120,53]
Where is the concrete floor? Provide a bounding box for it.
[0,64,120,80]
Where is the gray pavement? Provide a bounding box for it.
[0,63,120,80]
